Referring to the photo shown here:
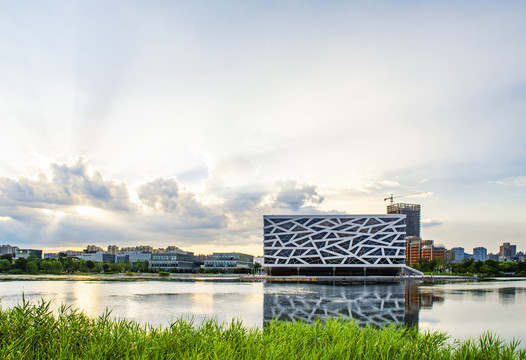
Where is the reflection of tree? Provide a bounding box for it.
[499,287,516,305]
[264,284,408,327]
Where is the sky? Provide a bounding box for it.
[0,1,525,255]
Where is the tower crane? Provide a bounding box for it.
[384,192,428,205]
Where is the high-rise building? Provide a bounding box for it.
[85,245,105,253]
[499,242,516,260]
[0,244,19,256]
[473,247,487,262]
[387,203,421,237]
[107,245,119,255]
[451,247,465,263]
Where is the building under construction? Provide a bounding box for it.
[387,203,421,237]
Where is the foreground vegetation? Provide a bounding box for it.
[0,301,524,359]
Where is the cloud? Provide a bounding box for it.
[422,219,444,228]
[273,180,324,211]
[137,178,227,228]
[0,158,133,211]
[495,176,526,187]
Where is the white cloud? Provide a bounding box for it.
[421,219,444,228]
[495,176,526,187]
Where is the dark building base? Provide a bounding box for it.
[266,266,403,277]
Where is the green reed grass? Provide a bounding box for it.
[0,300,524,359]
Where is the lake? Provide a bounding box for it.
[0,278,525,346]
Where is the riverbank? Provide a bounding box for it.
[0,273,484,283]
[0,273,243,281]
[243,274,479,283]
[1,301,524,359]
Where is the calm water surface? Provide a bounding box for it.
[0,279,525,346]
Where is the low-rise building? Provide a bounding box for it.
[149,251,197,272]
[15,249,43,259]
[64,250,84,257]
[406,238,445,265]
[488,253,500,261]
[204,252,254,272]
[77,252,103,262]
[124,251,152,264]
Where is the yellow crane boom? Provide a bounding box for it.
[384,192,428,205]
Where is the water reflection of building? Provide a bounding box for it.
[263,282,445,329]
[264,283,404,327]
[404,283,444,327]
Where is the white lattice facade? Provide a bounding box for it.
[263,215,406,272]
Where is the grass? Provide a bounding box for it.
[0,301,524,359]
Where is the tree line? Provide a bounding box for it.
[0,254,149,274]
[411,257,526,276]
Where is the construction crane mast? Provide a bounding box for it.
[384,192,428,205]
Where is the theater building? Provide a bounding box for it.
[263,215,410,276]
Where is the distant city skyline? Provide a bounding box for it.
[0,1,525,255]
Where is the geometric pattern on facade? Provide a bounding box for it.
[264,283,407,327]
[263,215,406,267]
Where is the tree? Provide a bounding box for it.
[0,259,11,272]
[76,259,88,273]
[499,261,518,274]
[26,261,39,274]
[13,258,27,271]
[41,259,63,274]
[86,260,96,270]
[59,256,74,272]
[137,260,149,273]
[27,254,41,269]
